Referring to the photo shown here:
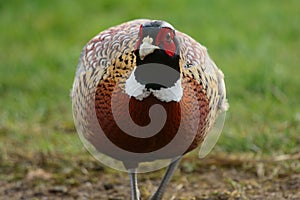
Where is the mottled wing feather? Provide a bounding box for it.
[176,31,228,113]
[176,31,207,68]
[75,19,148,79]
[203,54,228,112]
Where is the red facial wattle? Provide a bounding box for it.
[155,28,176,57]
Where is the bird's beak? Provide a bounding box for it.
[139,36,159,60]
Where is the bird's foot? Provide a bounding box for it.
[149,192,162,200]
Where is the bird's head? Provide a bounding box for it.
[135,20,179,62]
[126,20,182,102]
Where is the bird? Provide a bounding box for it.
[71,19,228,200]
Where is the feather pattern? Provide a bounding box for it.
[71,19,228,159]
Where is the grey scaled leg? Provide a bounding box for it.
[128,168,140,200]
[149,157,182,200]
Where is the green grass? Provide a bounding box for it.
[0,0,299,164]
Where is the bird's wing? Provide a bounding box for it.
[176,31,228,113]
[177,31,228,158]
[71,20,150,134]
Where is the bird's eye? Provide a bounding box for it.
[166,32,172,42]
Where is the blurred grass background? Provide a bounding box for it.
[0,0,299,167]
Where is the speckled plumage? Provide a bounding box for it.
[71,19,228,164]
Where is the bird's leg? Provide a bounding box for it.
[149,157,182,200]
[128,168,140,200]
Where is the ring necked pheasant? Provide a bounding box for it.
[72,19,228,200]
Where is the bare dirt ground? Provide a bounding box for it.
[0,152,299,200]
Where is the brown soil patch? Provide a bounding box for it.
[0,152,299,200]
